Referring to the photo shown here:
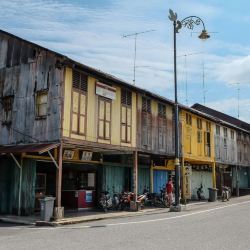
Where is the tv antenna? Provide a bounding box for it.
[122,29,156,85]
[229,82,250,119]
[177,52,204,105]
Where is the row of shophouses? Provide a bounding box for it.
[1,29,250,218]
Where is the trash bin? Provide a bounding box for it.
[208,188,218,202]
[39,197,55,221]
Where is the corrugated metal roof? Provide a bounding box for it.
[0,143,59,154]
[192,103,250,132]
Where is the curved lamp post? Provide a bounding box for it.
[168,9,209,211]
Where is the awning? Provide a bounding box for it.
[0,143,60,154]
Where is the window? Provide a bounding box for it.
[197,130,202,143]
[158,103,166,118]
[206,122,211,132]
[142,97,151,113]
[186,113,192,125]
[216,125,220,135]
[98,98,111,140]
[36,91,48,117]
[71,70,88,135]
[1,96,14,125]
[197,118,202,129]
[141,97,152,148]
[223,128,228,138]
[121,89,132,143]
[158,103,167,150]
[231,130,235,140]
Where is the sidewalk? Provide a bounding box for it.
[0,196,248,227]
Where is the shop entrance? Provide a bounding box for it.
[61,163,100,210]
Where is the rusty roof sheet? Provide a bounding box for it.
[0,143,59,154]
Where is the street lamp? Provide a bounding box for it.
[168,9,210,211]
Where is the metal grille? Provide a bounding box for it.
[142,97,151,113]
[121,89,132,106]
[158,103,166,117]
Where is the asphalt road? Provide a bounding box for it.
[1,197,250,250]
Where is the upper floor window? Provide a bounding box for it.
[197,118,202,130]
[231,130,235,140]
[186,113,192,125]
[71,70,88,135]
[121,89,132,143]
[158,103,166,118]
[36,91,48,118]
[223,128,228,138]
[216,125,220,135]
[142,97,151,113]
[72,70,88,92]
[98,98,111,140]
[1,95,14,125]
[206,122,211,132]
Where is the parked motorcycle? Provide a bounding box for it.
[222,186,230,202]
[197,184,205,200]
[120,191,134,210]
[99,191,113,212]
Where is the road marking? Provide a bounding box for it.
[1,200,250,230]
[67,200,250,228]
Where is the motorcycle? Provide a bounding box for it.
[197,184,205,200]
[222,186,230,202]
[120,191,134,210]
[99,191,113,212]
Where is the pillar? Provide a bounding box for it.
[55,143,64,219]
[212,162,216,188]
[150,160,153,193]
[133,150,138,201]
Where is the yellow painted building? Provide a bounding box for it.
[62,67,137,150]
[180,109,216,199]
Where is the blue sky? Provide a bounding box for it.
[1,0,250,121]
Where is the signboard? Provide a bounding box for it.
[81,151,93,161]
[96,82,116,100]
[183,165,192,199]
[85,191,93,203]
[63,150,75,159]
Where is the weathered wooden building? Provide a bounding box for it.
[0,29,177,216]
[192,104,250,196]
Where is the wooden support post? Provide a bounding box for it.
[212,162,216,188]
[55,143,64,219]
[150,160,154,193]
[236,165,239,197]
[181,157,185,201]
[133,151,138,201]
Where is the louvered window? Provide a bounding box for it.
[142,97,151,113]
[121,89,132,143]
[72,70,88,92]
[158,103,167,150]
[71,70,87,135]
[1,96,14,125]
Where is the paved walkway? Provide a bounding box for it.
[0,199,223,227]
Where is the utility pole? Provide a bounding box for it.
[123,29,155,85]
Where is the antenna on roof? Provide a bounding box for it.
[122,29,156,85]
[229,82,250,119]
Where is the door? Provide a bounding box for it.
[153,170,168,194]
